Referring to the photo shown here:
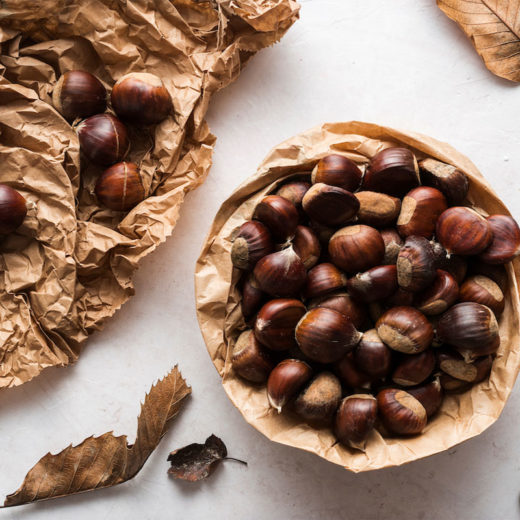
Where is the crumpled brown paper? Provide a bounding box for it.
[0,0,299,388]
[195,121,520,471]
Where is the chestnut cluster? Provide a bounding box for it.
[53,70,173,211]
[230,149,520,448]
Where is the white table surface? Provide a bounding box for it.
[2,1,520,519]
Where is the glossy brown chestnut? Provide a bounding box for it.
[407,378,443,417]
[308,292,367,330]
[380,228,403,264]
[355,191,401,228]
[334,352,372,389]
[346,265,398,303]
[241,274,265,319]
[302,183,359,227]
[353,329,393,378]
[231,220,274,271]
[479,215,520,264]
[468,259,508,291]
[276,181,311,216]
[334,394,378,446]
[439,372,471,392]
[267,359,312,413]
[419,158,469,206]
[397,186,447,238]
[303,263,347,300]
[311,154,363,192]
[95,161,145,211]
[52,70,107,121]
[396,236,436,292]
[436,207,493,256]
[328,225,385,273]
[296,307,362,363]
[253,245,307,298]
[377,388,427,435]
[376,306,434,354]
[392,349,435,386]
[111,72,172,125]
[415,269,459,315]
[363,148,420,198]
[292,225,321,269]
[253,195,299,241]
[231,330,274,383]
[294,372,342,423]
[437,349,492,383]
[76,113,130,165]
[433,244,468,284]
[254,298,306,351]
[0,185,27,235]
[459,275,505,315]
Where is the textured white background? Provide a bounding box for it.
[2,1,520,519]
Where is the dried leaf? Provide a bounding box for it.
[3,366,190,507]
[437,0,520,82]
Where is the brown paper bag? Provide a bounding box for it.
[0,0,299,388]
[195,121,520,471]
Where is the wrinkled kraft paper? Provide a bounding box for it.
[195,121,520,471]
[0,0,299,388]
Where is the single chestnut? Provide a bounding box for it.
[0,185,27,235]
[52,70,107,121]
[346,265,398,303]
[231,220,274,271]
[76,113,130,165]
[376,388,427,435]
[436,207,493,256]
[407,378,443,417]
[419,158,469,206]
[376,306,433,354]
[111,72,172,125]
[241,274,265,319]
[329,225,385,273]
[363,148,420,198]
[415,269,459,315]
[303,263,347,300]
[334,394,378,446]
[468,259,508,291]
[95,161,145,211]
[302,183,359,227]
[479,215,520,264]
[355,191,401,228]
[308,291,367,330]
[391,349,435,387]
[334,352,372,389]
[267,359,312,413]
[380,228,403,264]
[253,245,307,298]
[397,186,447,238]
[292,225,321,269]
[311,154,363,192]
[276,181,311,216]
[296,307,362,363]
[459,275,505,315]
[254,298,306,351]
[253,195,299,241]
[437,349,492,383]
[433,244,468,284]
[439,372,472,392]
[310,220,335,245]
[294,372,342,423]
[231,330,274,383]
[353,329,393,378]
[396,236,436,292]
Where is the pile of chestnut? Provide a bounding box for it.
[230,148,520,448]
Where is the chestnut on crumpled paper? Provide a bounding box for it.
[0,0,299,388]
[195,121,520,471]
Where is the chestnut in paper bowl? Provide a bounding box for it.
[195,122,520,472]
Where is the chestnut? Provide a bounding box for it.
[334,394,378,446]
[419,158,469,206]
[437,349,492,383]
[396,236,436,292]
[95,161,145,211]
[308,291,367,330]
[295,307,362,363]
[397,187,447,238]
[468,259,508,291]
[391,349,435,386]
[111,72,172,125]
[376,306,433,354]
[415,269,459,315]
[52,70,107,121]
[355,191,401,228]
[303,263,347,300]
[384,288,414,308]
[334,352,372,389]
[329,225,385,273]
[253,245,307,298]
[253,195,299,241]
[459,275,505,315]
[433,245,468,284]
[276,181,311,216]
[254,298,306,351]
[241,274,265,319]
[436,207,493,256]
[439,372,472,392]
[76,113,130,165]
[292,225,321,269]
[231,330,274,383]
[380,228,403,264]
[231,220,274,271]
[346,265,398,303]
[368,302,385,324]
[294,372,342,423]
[479,215,520,264]
[0,185,27,235]
[353,328,393,378]
[267,359,312,413]
[407,378,443,417]
[363,148,420,198]
[311,154,363,192]
[302,183,359,227]
[310,220,335,245]
[376,388,427,435]
[437,302,500,361]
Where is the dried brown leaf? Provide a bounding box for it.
[437,0,520,82]
[3,366,191,507]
